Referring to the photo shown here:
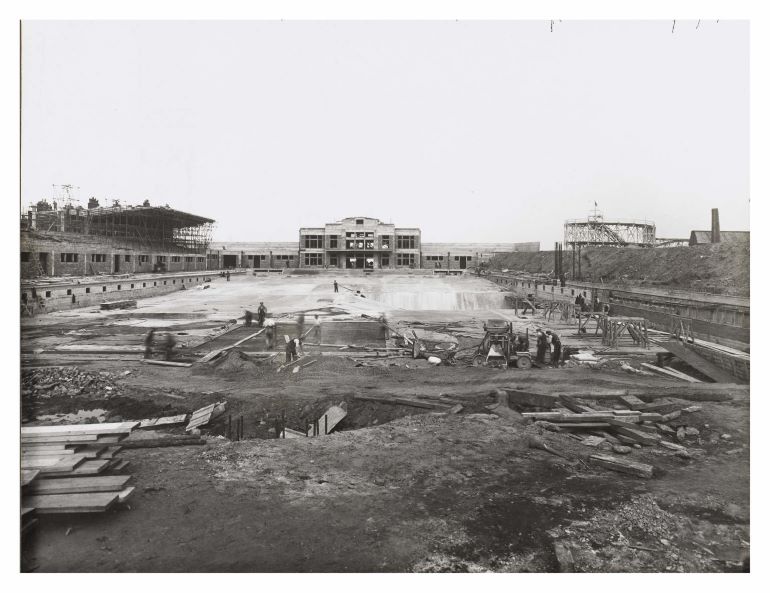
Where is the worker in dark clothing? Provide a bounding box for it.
[551,332,562,367]
[163,332,176,361]
[244,310,253,326]
[285,336,297,363]
[333,280,339,293]
[226,271,230,281]
[535,330,547,364]
[522,294,536,315]
[575,293,585,309]
[144,328,156,359]
[257,302,267,327]
[515,333,528,352]
[265,322,275,350]
[581,292,589,312]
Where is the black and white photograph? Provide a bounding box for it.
[9,3,761,578]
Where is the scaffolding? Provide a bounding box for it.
[22,204,215,253]
[564,214,656,248]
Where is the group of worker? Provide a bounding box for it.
[535,329,562,367]
[144,328,177,361]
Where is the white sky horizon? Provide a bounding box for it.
[21,20,749,245]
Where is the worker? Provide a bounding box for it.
[535,330,547,364]
[244,310,253,326]
[144,328,156,359]
[265,319,275,350]
[575,292,585,309]
[545,330,554,358]
[285,336,297,363]
[257,301,267,327]
[163,332,176,361]
[551,332,562,367]
[333,280,339,293]
[226,270,230,282]
[581,292,589,312]
[515,333,528,353]
[313,314,322,351]
[522,293,536,315]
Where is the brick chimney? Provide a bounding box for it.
[711,208,721,243]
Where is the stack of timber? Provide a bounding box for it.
[21,422,138,520]
[517,390,714,478]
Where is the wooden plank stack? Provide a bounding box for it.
[520,391,703,478]
[21,422,138,522]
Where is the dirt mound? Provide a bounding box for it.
[489,243,749,295]
[210,349,262,374]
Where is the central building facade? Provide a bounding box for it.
[299,216,421,269]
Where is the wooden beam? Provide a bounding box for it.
[27,475,131,495]
[589,454,654,478]
[21,492,120,514]
[141,359,193,368]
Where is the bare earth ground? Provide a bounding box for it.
[20,274,749,572]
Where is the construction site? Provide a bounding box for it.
[18,201,751,573]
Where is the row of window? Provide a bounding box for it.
[20,252,206,264]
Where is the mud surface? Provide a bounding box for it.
[20,273,750,572]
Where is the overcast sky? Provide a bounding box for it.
[21,20,749,245]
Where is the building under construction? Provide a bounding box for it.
[20,201,215,278]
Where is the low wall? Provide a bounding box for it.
[20,271,217,315]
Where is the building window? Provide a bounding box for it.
[45,291,51,298]
[197,257,204,263]
[156,256,167,263]
[91,254,106,263]
[381,236,391,249]
[21,252,30,262]
[139,255,149,263]
[381,255,389,267]
[425,255,444,261]
[304,253,323,266]
[66,289,72,295]
[397,254,415,266]
[124,255,132,262]
[60,253,79,263]
[275,255,294,260]
[329,235,338,249]
[85,287,90,294]
[117,285,121,290]
[303,235,323,249]
[329,254,338,266]
[185,256,194,262]
[356,219,364,225]
[397,235,417,249]
[171,256,181,263]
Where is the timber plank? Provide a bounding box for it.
[21,492,119,514]
[21,422,139,436]
[659,341,738,383]
[22,434,101,444]
[21,455,87,472]
[21,470,40,487]
[590,454,654,478]
[40,459,111,477]
[608,422,661,445]
[28,475,131,495]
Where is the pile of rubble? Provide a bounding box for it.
[21,367,126,399]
